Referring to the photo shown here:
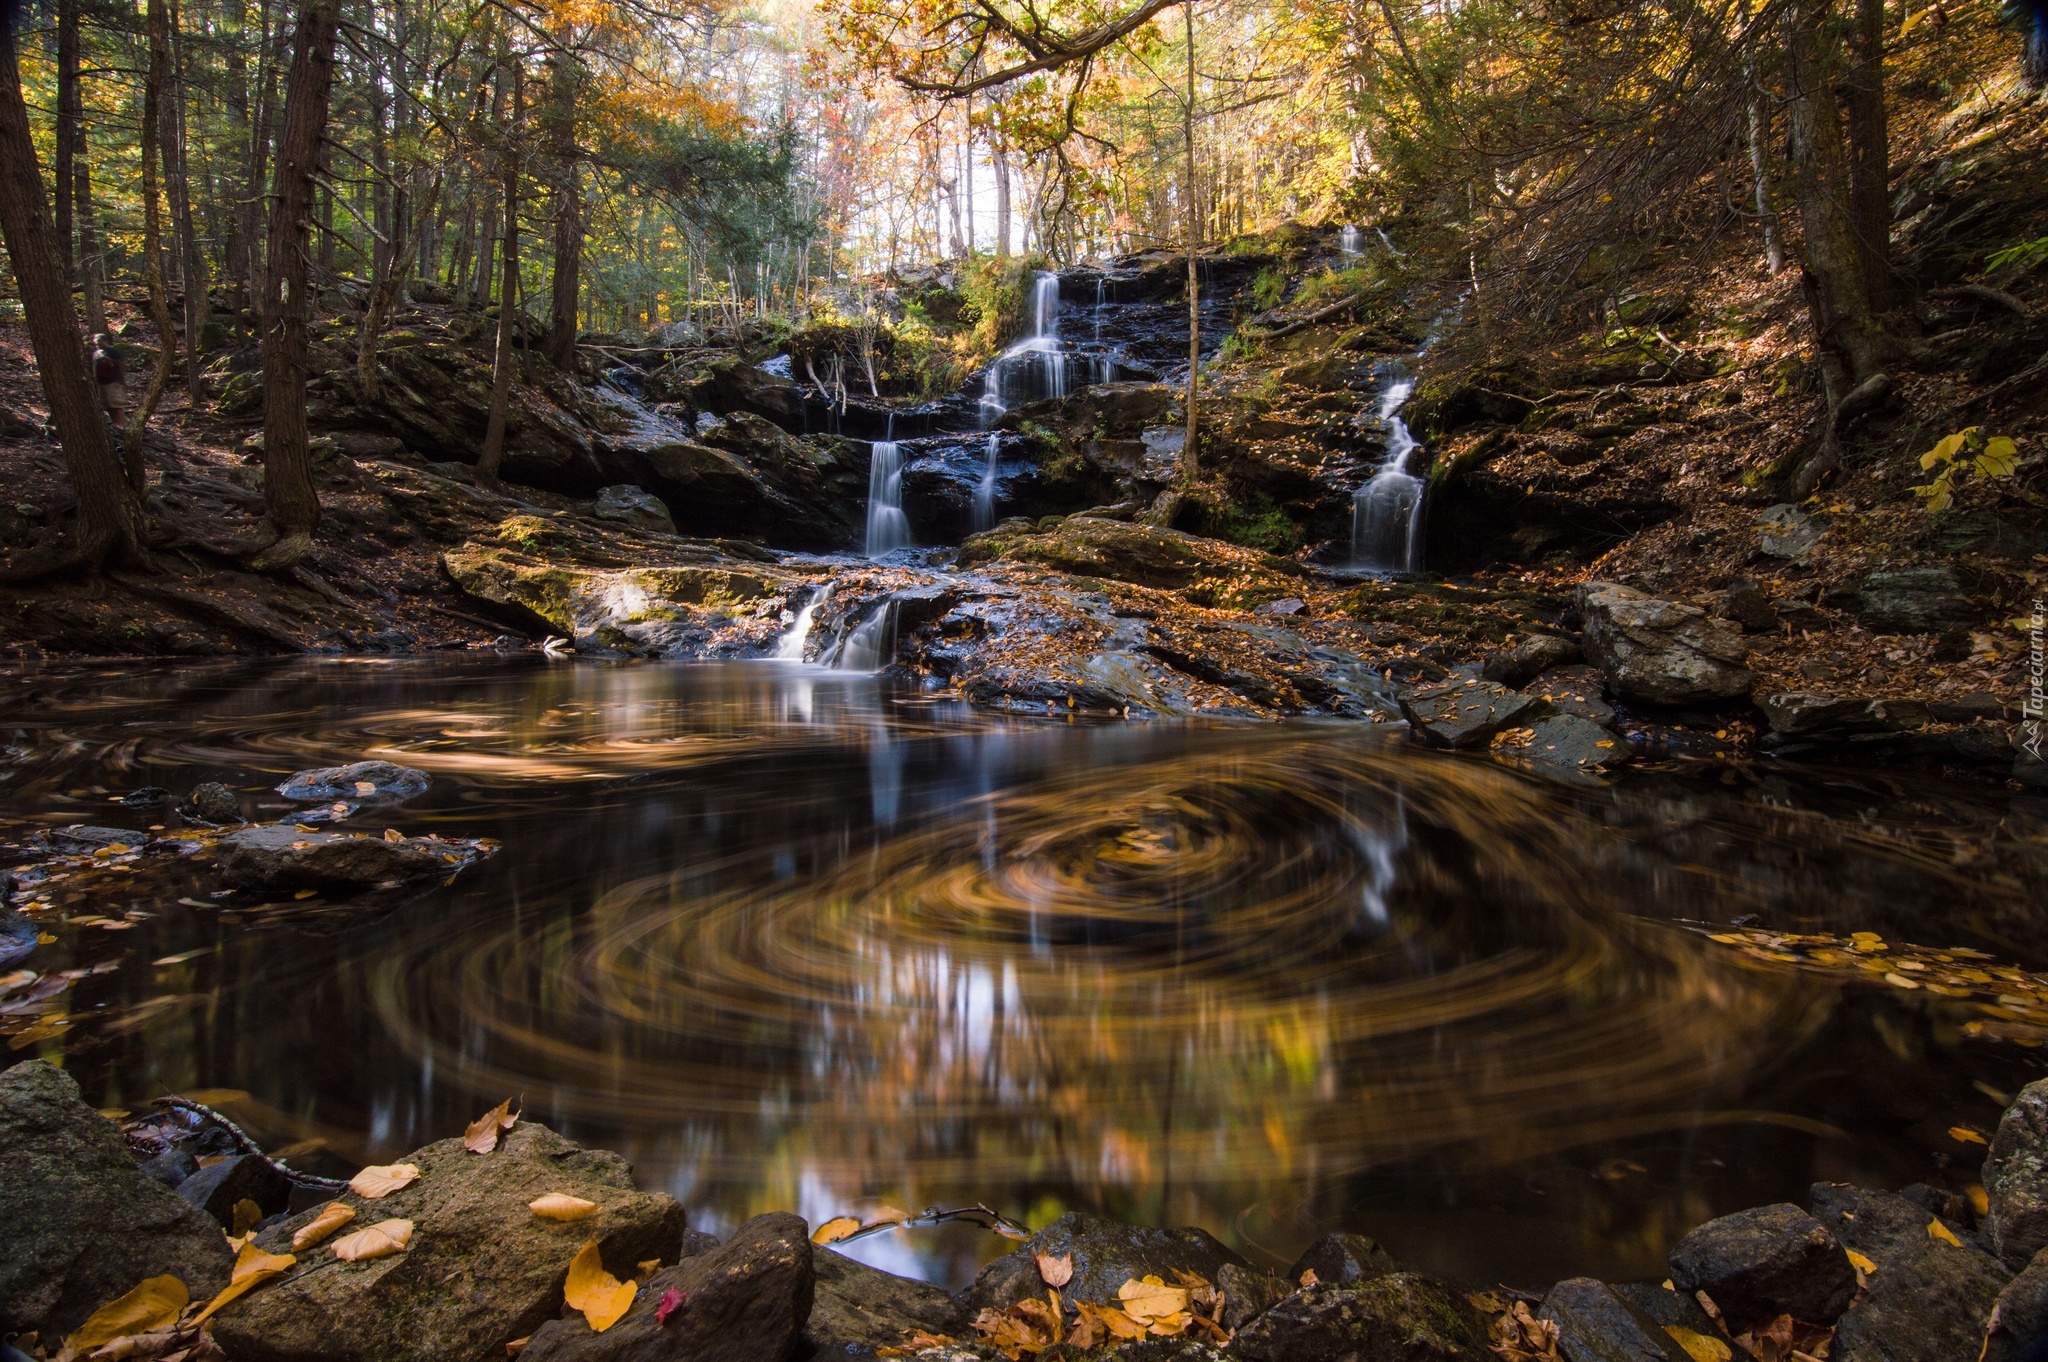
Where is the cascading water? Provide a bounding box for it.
[1350,372,1425,573]
[864,431,910,557]
[833,598,899,672]
[1339,225,1363,257]
[972,434,1000,533]
[770,583,834,661]
[978,272,1066,425]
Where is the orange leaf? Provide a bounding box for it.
[565,1238,637,1333]
[292,1202,356,1251]
[465,1097,520,1154]
[194,1242,297,1323]
[1035,1251,1073,1287]
[812,1216,860,1244]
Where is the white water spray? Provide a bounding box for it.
[973,434,1001,533]
[1339,225,1363,257]
[770,583,833,661]
[833,598,899,673]
[1350,373,1425,573]
[978,272,1066,424]
[864,441,910,556]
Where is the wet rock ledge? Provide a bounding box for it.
[9,1055,2048,1362]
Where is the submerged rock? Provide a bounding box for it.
[522,1212,813,1362]
[963,1213,1250,1312]
[1809,1182,2007,1362]
[1399,679,1545,749]
[179,781,242,824]
[1985,1078,2048,1270]
[1507,713,1632,775]
[805,1246,969,1359]
[214,1122,685,1362]
[1229,1274,1487,1362]
[214,824,491,891]
[1577,581,1751,705]
[0,1059,233,1340]
[1665,1203,1857,1334]
[276,759,431,804]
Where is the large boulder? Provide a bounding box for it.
[805,1247,970,1359]
[1984,1246,2048,1362]
[1850,567,1968,634]
[593,485,678,534]
[521,1212,813,1362]
[1986,1079,2048,1269]
[1399,680,1545,749]
[214,824,489,891]
[1538,1278,1686,1362]
[962,1213,1250,1312]
[1229,1274,1487,1362]
[1577,582,1751,705]
[967,518,1207,589]
[1809,1182,2008,1362]
[694,357,802,425]
[212,1122,685,1362]
[1665,1203,1857,1333]
[0,1059,233,1340]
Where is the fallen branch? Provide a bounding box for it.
[1242,290,1370,340]
[1928,284,2029,318]
[150,1095,351,1192]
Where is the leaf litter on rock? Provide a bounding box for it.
[464,1096,519,1154]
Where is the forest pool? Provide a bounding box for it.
[3,657,2043,1290]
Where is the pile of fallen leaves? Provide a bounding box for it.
[881,1252,1229,1359]
[1687,924,2048,1044]
[1478,1286,1833,1362]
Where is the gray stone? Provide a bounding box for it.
[805,1247,969,1360]
[1524,665,1615,725]
[1666,1203,1856,1333]
[1988,1079,2048,1269]
[179,781,242,824]
[1578,582,1751,705]
[1400,680,1547,749]
[214,824,489,891]
[1287,1231,1399,1288]
[137,1148,200,1189]
[1483,634,1582,687]
[0,1059,233,1340]
[1759,505,1821,558]
[176,1153,292,1226]
[961,1213,1250,1312]
[1217,1263,1292,1332]
[1929,691,2011,723]
[1605,1281,1726,1341]
[1716,580,1780,633]
[1809,1182,2008,1362]
[1758,692,1873,736]
[521,1212,813,1362]
[593,485,678,534]
[213,1122,686,1362]
[275,760,430,804]
[1511,714,1632,775]
[1538,1278,1679,1362]
[1983,1245,2048,1362]
[1229,1274,1487,1362]
[43,824,145,851]
[1854,567,1968,634]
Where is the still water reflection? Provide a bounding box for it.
[3,658,2044,1290]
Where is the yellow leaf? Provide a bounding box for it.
[332,1219,414,1262]
[349,1163,421,1198]
[1950,1126,1988,1146]
[812,1216,860,1244]
[384,829,404,842]
[565,1238,638,1333]
[1980,439,2019,477]
[1968,1184,1990,1215]
[465,1097,520,1154]
[1664,1325,1732,1362]
[62,1276,188,1354]
[292,1202,356,1251]
[193,1242,297,1323]
[1929,1219,1963,1247]
[1035,1252,1074,1287]
[530,1194,599,1222]
[232,1198,265,1237]
[1117,1276,1190,1322]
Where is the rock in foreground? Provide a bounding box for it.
[1229,1274,1486,1362]
[1578,581,1751,705]
[1665,1202,1857,1334]
[964,1212,1250,1312]
[213,1122,684,1362]
[214,824,492,890]
[807,1246,971,1358]
[0,1059,233,1340]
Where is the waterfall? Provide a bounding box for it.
[1350,373,1425,573]
[1339,225,1363,257]
[770,583,833,661]
[978,271,1065,423]
[864,440,910,556]
[972,434,1000,533]
[833,598,899,672]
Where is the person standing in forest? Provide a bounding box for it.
[90,333,128,438]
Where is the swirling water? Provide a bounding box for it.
[3,659,2042,1289]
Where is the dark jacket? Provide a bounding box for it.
[91,346,126,386]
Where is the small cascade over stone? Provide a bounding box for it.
[1339,225,1363,257]
[972,434,1000,533]
[1351,370,1425,573]
[832,597,899,672]
[770,583,833,660]
[978,272,1066,424]
[864,416,910,556]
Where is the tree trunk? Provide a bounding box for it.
[0,17,149,570]
[224,0,252,314]
[1781,0,1888,385]
[74,115,104,334]
[126,0,177,488]
[1843,0,1892,312]
[254,0,343,571]
[248,0,283,311]
[54,0,78,279]
[478,60,521,479]
[545,52,581,370]
[163,0,209,408]
[1180,0,1199,484]
[359,177,438,400]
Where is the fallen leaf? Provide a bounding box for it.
[878,1329,956,1355]
[292,890,317,900]
[812,1216,860,1245]
[1035,1252,1073,1287]
[1949,1126,1988,1145]
[384,829,403,842]
[332,1219,414,1262]
[1488,1301,1562,1362]
[355,781,377,795]
[1299,1267,1320,1288]
[1117,1275,1189,1323]
[1844,1249,1876,1275]
[152,951,208,967]
[1968,1184,1990,1215]
[505,1339,529,1357]
[231,1199,264,1237]
[1664,1325,1731,1362]
[61,1276,188,1355]
[1929,1219,1963,1247]
[530,1194,599,1222]
[292,1202,357,1251]
[565,1238,637,1333]
[655,1287,685,1325]
[193,1243,297,1323]
[465,1097,520,1154]
[349,1163,420,1198]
